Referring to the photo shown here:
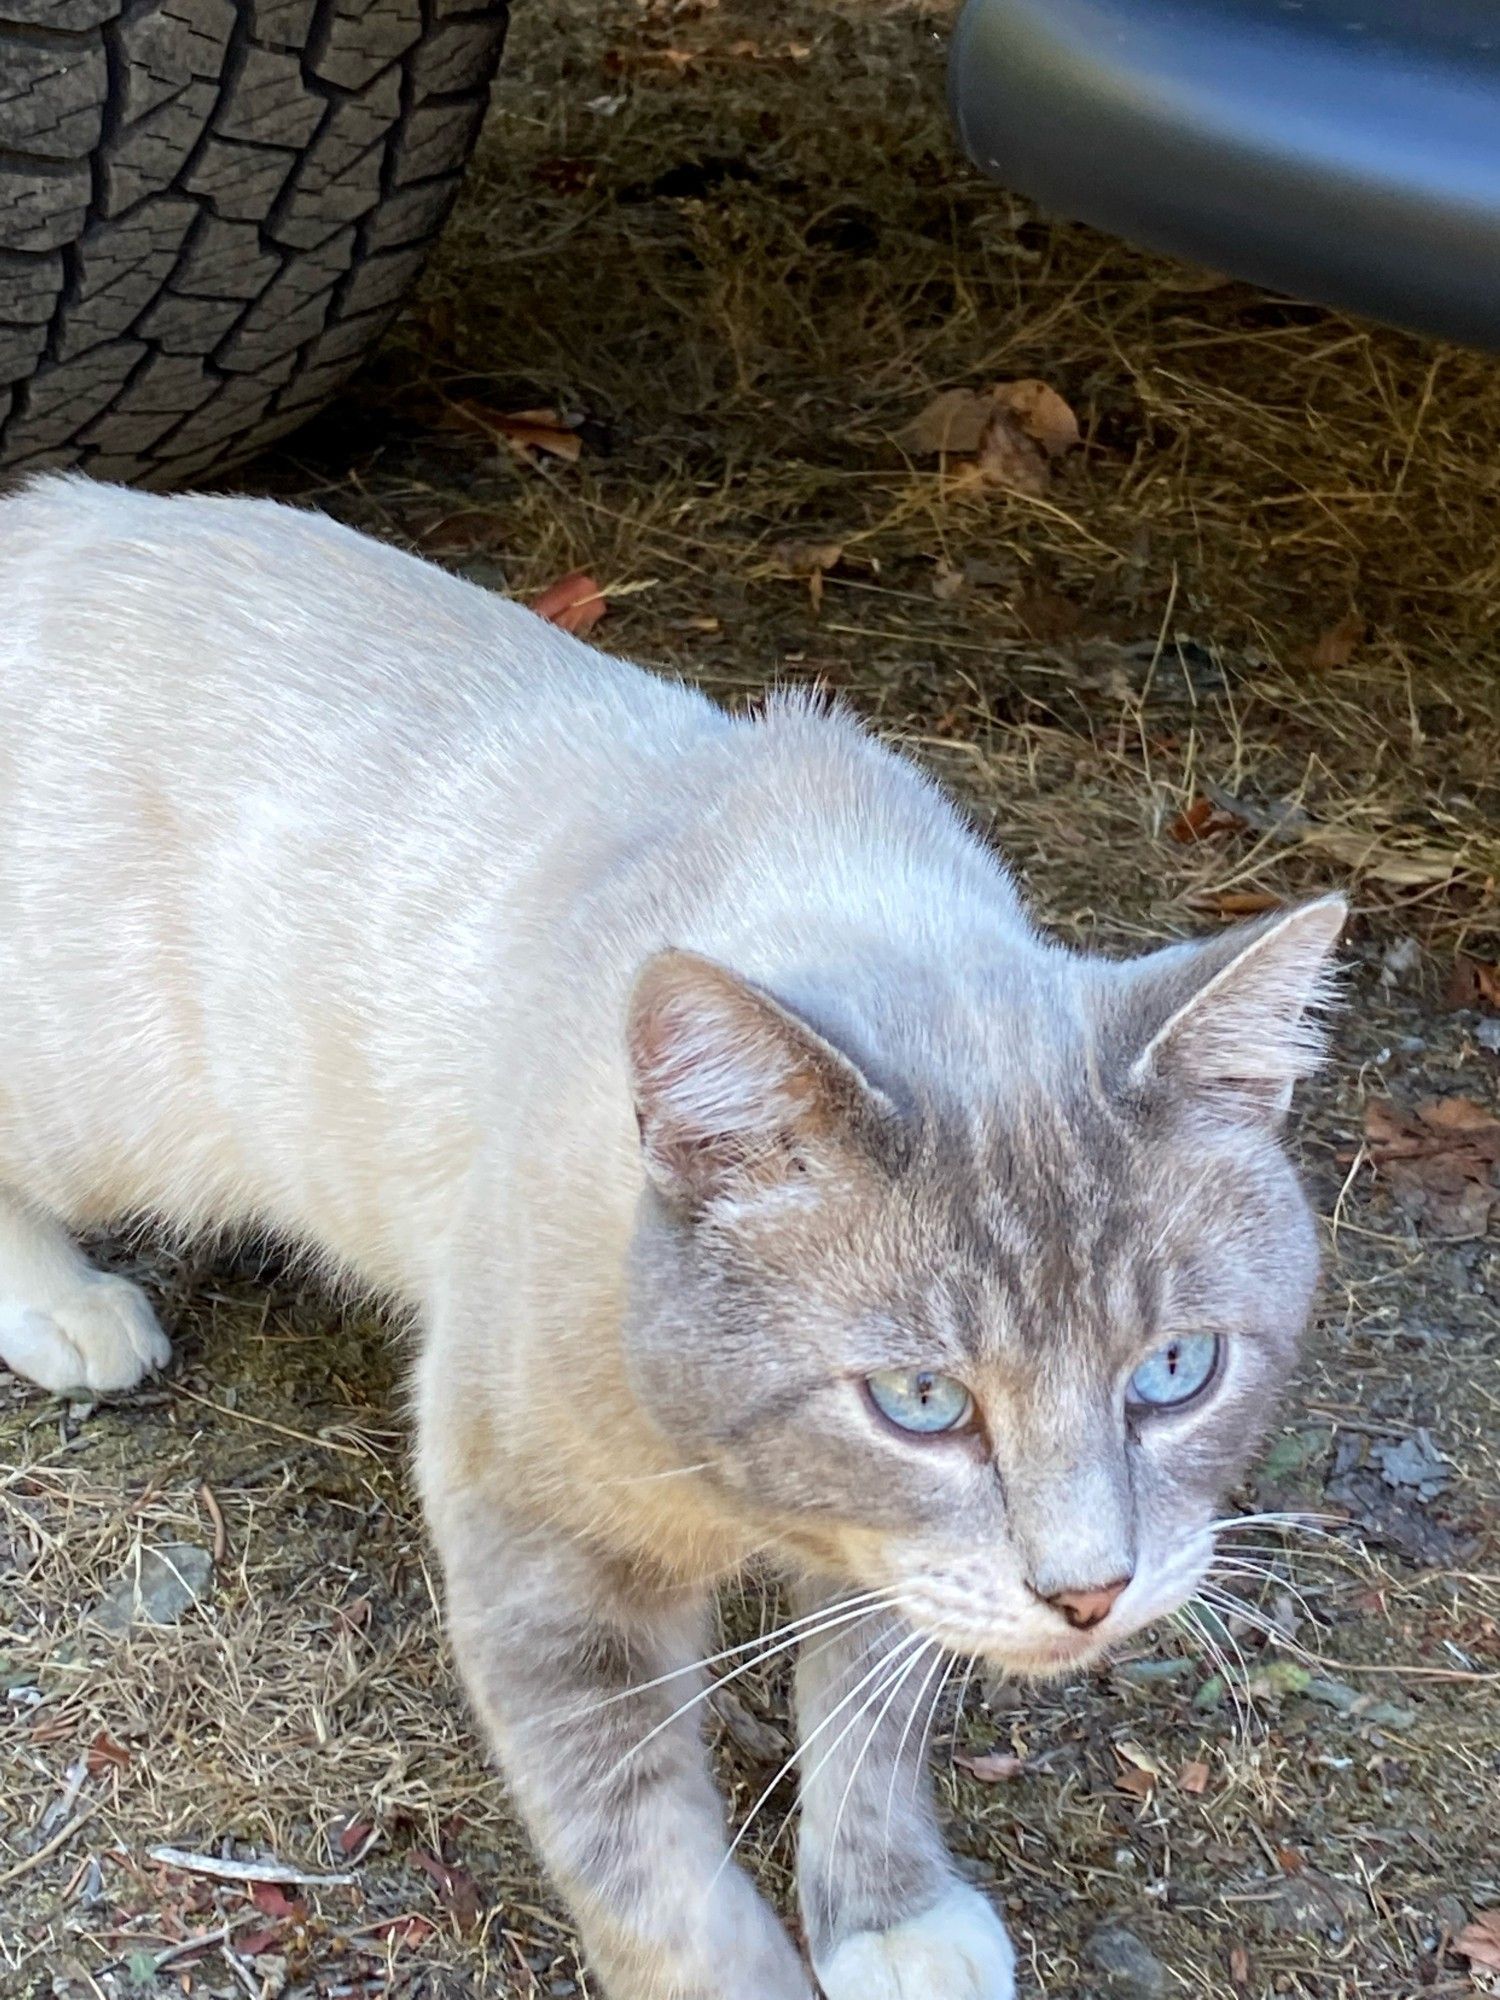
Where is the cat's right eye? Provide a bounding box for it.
[865,1368,974,1436]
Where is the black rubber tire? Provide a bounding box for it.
[0,0,508,487]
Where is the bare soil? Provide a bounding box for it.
[2,1,1497,1995]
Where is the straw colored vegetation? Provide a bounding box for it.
[2,0,1497,1993]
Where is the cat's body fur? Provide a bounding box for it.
[0,477,1342,2000]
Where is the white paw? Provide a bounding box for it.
[815,1884,1017,2000]
[0,1273,171,1394]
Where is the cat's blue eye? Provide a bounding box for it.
[865,1368,974,1436]
[1127,1332,1220,1410]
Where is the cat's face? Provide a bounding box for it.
[624,898,1342,1675]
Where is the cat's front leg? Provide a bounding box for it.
[795,1589,1017,2000]
[429,1484,815,2000]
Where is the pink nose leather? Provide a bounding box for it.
[1046,1577,1130,1630]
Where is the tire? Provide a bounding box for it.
[0,0,508,488]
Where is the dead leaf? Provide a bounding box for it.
[236,1927,285,1957]
[1296,823,1459,888]
[1306,611,1365,670]
[367,1912,436,1948]
[898,387,994,455]
[1178,1759,1210,1795]
[1228,1943,1251,1986]
[1113,1740,1161,1800]
[335,1817,374,1856]
[249,1882,301,1921]
[1276,1844,1307,1875]
[1169,796,1249,843]
[1456,1911,1500,1973]
[1356,1094,1500,1238]
[85,1730,131,1776]
[443,400,582,465]
[992,378,1082,459]
[968,411,1049,496]
[898,379,1080,496]
[411,1849,484,1936]
[532,571,607,635]
[770,538,843,613]
[1448,953,1500,1012]
[1189,889,1285,919]
[954,1749,1027,1783]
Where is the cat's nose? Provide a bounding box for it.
[1044,1577,1131,1630]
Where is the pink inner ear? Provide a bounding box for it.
[626,949,879,1207]
[1131,896,1345,1119]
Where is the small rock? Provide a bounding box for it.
[1477,1018,1500,1053]
[1380,936,1421,986]
[1371,1428,1450,1501]
[1432,1893,1469,1939]
[1257,1871,1364,1940]
[90,1543,214,1633]
[1085,1924,1167,1998]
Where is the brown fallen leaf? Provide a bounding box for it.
[1448,953,1500,1012]
[366,1913,436,1948]
[532,571,607,636]
[443,400,582,465]
[86,1729,131,1777]
[1178,1759,1210,1795]
[1355,1095,1500,1238]
[970,410,1049,498]
[1295,822,1459,888]
[411,1848,484,1936]
[954,1749,1027,1783]
[1306,610,1365,669]
[898,379,1080,496]
[770,538,844,613]
[1188,889,1285,919]
[1456,1910,1500,1973]
[1113,1739,1161,1800]
[249,1882,302,1920]
[236,1927,285,1958]
[993,378,1082,459]
[1168,796,1250,843]
[1228,1942,1251,1987]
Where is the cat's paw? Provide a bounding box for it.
[0,1274,170,1394]
[814,1884,1017,2000]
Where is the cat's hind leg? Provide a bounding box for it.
[0,1188,170,1394]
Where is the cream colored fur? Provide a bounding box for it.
[0,476,1344,2000]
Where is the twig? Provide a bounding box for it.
[150,1844,356,1888]
[0,1802,101,1889]
[197,1479,228,1564]
[169,1384,365,1458]
[221,1938,262,1999]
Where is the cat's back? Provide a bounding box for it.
[0,475,685,784]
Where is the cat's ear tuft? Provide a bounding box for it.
[1124,894,1346,1124]
[626,950,879,1210]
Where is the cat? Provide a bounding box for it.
[0,473,1342,2000]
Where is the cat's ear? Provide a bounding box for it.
[626,950,882,1209]
[1121,894,1346,1124]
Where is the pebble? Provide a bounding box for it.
[1085,1924,1167,1998]
[90,1543,214,1633]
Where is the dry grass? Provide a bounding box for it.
[3,0,1499,1993]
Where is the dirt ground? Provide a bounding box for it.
[3,0,1499,1995]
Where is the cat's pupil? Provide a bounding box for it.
[915,1372,935,1403]
[1166,1345,1181,1374]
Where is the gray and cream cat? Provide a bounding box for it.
[0,475,1342,2000]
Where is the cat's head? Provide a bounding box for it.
[622,897,1344,1675]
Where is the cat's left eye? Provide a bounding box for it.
[865,1368,974,1436]
[1127,1331,1220,1411]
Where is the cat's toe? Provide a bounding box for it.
[814,1884,1017,2000]
[0,1277,169,1394]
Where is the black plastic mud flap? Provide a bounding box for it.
[948,0,1500,350]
